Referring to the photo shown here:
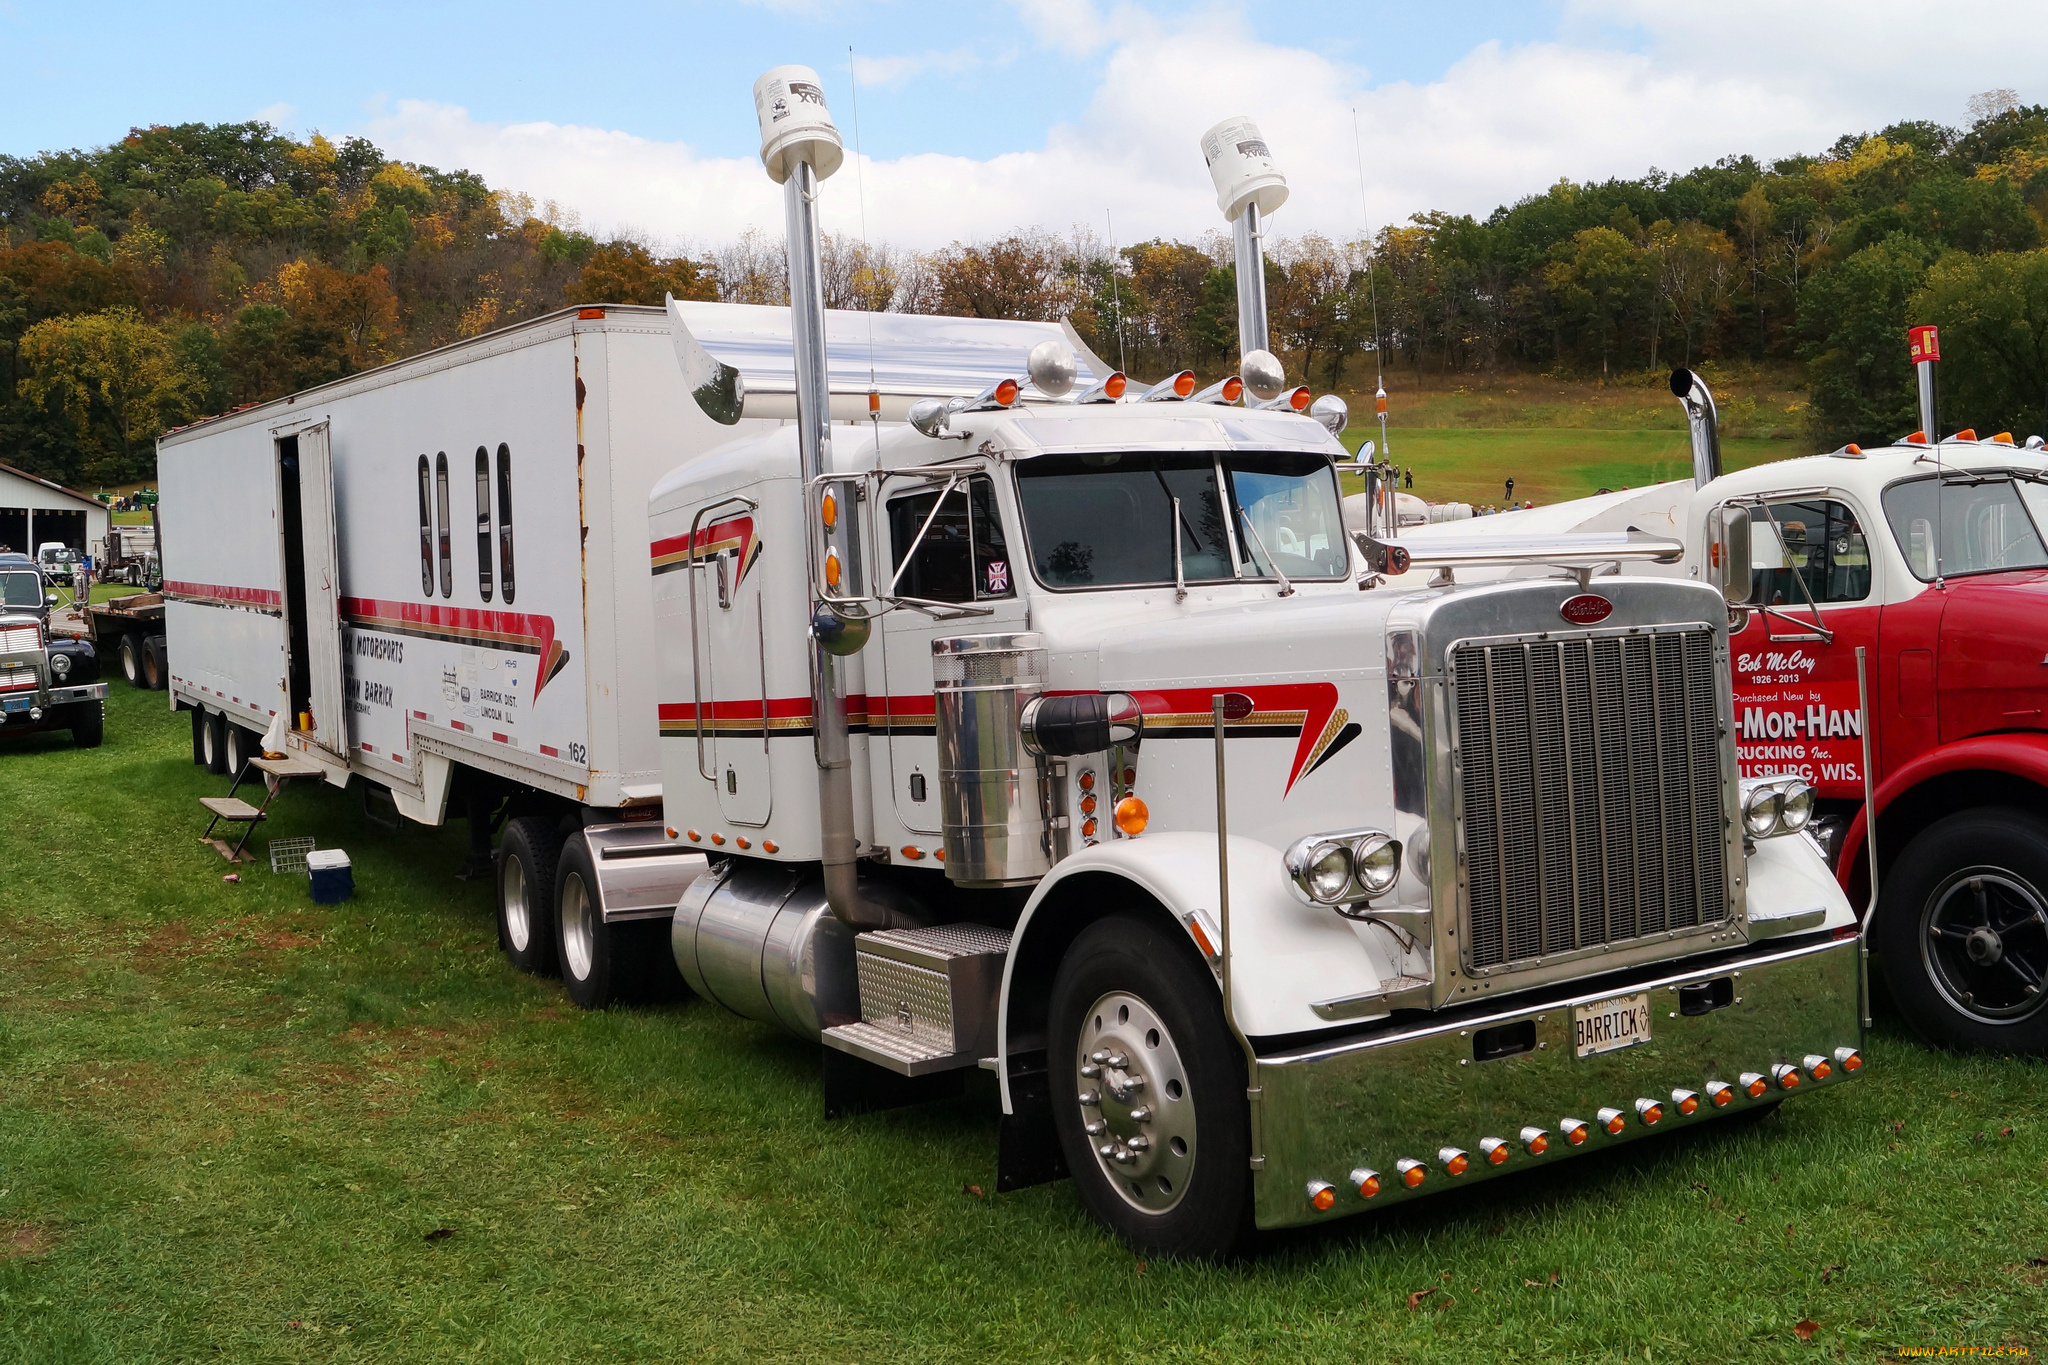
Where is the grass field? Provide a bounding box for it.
[3,687,2046,1363]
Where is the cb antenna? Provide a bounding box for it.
[1106,209,1127,375]
[849,45,881,451]
[1352,106,1394,531]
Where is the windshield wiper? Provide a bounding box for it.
[1236,507,1295,598]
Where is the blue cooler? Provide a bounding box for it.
[307,849,354,904]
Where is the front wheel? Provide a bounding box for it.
[1875,808,2048,1054]
[69,699,104,748]
[1048,911,1251,1260]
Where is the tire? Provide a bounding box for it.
[201,710,227,773]
[1875,808,2048,1054]
[497,816,564,977]
[190,705,207,764]
[555,835,630,1010]
[224,723,257,779]
[119,633,144,688]
[1048,911,1251,1260]
[141,635,167,690]
[200,710,226,774]
[69,699,104,748]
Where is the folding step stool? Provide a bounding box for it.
[199,754,327,863]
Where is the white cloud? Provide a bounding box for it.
[365,2,2046,254]
[851,48,978,89]
[254,101,295,128]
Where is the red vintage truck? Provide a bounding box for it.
[1397,338,2048,1053]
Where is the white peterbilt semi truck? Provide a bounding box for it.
[158,66,1866,1257]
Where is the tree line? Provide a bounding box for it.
[4,96,2046,488]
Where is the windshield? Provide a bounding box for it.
[1883,475,2048,581]
[1,572,43,609]
[1014,450,1345,589]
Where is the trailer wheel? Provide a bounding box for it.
[141,635,167,690]
[119,633,144,688]
[69,699,104,748]
[199,710,226,774]
[1048,911,1251,1261]
[1875,808,2048,1054]
[497,816,563,977]
[223,724,257,780]
[190,704,208,763]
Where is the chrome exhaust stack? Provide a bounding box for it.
[753,65,903,932]
[1202,117,1290,401]
[1670,368,1723,489]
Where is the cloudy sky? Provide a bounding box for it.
[3,0,2042,250]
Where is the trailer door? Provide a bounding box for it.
[281,422,349,758]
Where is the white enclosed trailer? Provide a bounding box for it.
[157,296,1112,991]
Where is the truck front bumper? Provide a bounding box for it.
[0,681,109,725]
[1252,934,1862,1229]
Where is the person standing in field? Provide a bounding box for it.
[1504,476,1515,502]
[1404,468,1413,490]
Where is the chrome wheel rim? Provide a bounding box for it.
[202,721,216,765]
[561,873,594,982]
[1075,990,1194,1214]
[501,855,530,952]
[1920,865,2048,1024]
[122,640,137,682]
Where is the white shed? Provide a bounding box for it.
[0,461,112,563]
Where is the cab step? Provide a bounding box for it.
[821,923,1010,1076]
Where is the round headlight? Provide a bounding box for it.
[1352,835,1401,897]
[1305,842,1353,903]
[1778,779,1814,833]
[1742,784,1783,839]
[48,651,71,678]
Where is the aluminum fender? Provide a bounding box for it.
[1745,825,1857,938]
[996,832,1404,1113]
[1834,731,2048,889]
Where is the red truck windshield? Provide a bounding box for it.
[1883,474,2048,581]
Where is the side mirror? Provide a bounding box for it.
[45,591,59,608]
[1710,505,1754,606]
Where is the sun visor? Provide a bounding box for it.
[668,300,1107,422]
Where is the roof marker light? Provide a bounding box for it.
[1191,375,1246,405]
[1521,1126,1550,1155]
[1992,431,2015,445]
[1075,371,1128,404]
[1953,427,1978,441]
[1138,370,1198,403]
[1834,1046,1863,1072]
[1350,1167,1381,1198]
[1905,430,1929,444]
[1397,1158,1426,1188]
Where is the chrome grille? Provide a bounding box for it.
[1453,627,1727,972]
[0,623,41,654]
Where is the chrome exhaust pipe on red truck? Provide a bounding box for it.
[1670,368,1723,489]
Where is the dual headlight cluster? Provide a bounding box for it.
[1284,829,1403,907]
[1740,775,1815,840]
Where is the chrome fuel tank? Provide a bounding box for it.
[671,859,858,1039]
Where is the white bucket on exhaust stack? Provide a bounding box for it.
[1201,116,1288,222]
[754,64,844,184]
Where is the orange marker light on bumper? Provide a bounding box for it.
[1835,1046,1863,1072]
[1706,1081,1734,1107]
[1672,1089,1700,1116]
[1772,1064,1803,1090]
[1804,1054,1832,1081]
[1634,1099,1664,1125]
[1560,1119,1589,1146]
[1521,1126,1551,1155]
[1741,1072,1769,1098]
[1598,1107,1627,1135]
[1397,1158,1426,1188]
[1479,1137,1511,1166]
[1439,1147,1469,1176]
[1350,1167,1381,1199]
[1307,1180,1336,1211]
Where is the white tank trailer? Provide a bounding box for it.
[158,69,1867,1258]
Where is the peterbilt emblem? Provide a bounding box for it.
[1561,594,1614,625]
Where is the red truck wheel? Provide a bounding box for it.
[1875,808,2048,1054]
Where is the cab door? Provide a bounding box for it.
[693,514,772,826]
[875,473,1025,834]
[1728,493,1879,797]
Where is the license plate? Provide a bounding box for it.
[1574,993,1653,1057]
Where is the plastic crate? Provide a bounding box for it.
[268,836,316,875]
